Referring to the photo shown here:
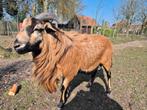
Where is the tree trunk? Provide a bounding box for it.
[32,3,36,16]
[43,0,48,12]
[126,28,129,37]
[140,24,144,35]
[126,21,131,37]
[113,28,116,38]
[17,15,19,31]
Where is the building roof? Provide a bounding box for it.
[77,15,97,26]
[112,20,127,28]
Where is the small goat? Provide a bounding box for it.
[14,14,112,109]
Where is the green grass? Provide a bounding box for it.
[109,34,147,44]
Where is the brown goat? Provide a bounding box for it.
[14,17,113,108]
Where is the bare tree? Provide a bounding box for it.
[138,0,147,34]
[95,0,103,23]
[113,8,122,37]
[36,0,84,22]
[0,1,3,19]
[120,0,138,36]
[4,0,18,16]
[56,0,84,22]
[38,0,54,12]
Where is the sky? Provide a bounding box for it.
[81,0,122,25]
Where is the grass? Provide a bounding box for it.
[0,43,147,110]
[1,80,58,110]
[0,35,30,59]
[0,34,147,109]
[0,35,19,58]
[0,46,20,58]
[109,34,147,44]
[0,35,15,48]
[111,46,147,110]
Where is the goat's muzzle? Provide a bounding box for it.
[14,39,30,54]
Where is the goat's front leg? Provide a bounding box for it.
[57,77,72,109]
[100,68,111,94]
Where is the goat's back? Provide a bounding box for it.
[64,32,112,72]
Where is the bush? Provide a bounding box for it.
[143,27,147,36]
[98,28,118,37]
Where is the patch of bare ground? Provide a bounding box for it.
[114,40,147,51]
[0,59,32,93]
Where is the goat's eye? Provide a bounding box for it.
[26,25,33,35]
[34,28,44,32]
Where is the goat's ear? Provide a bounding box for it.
[44,22,56,33]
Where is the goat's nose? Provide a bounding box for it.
[14,43,20,49]
[14,40,20,49]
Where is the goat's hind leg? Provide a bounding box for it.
[87,69,97,88]
[102,67,112,94]
[106,71,111,94]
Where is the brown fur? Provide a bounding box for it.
[14,16,113,108]
[14,18,112,108]
[32,30,112,93]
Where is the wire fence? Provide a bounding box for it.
[0,20,18,36]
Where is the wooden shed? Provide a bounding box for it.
[66,15,97,34]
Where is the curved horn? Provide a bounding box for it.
[35,12,58,27]
[35,12,58,23]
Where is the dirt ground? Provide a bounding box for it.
[0,40,147,110]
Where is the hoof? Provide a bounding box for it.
[57,107,62,110]
[106,93,112,98]
[105,90,112,98]
[105,90,111,94]
[66,87,71,98]
[86,83,94,92]
[86,82,92,88]
[57,102,64,109]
